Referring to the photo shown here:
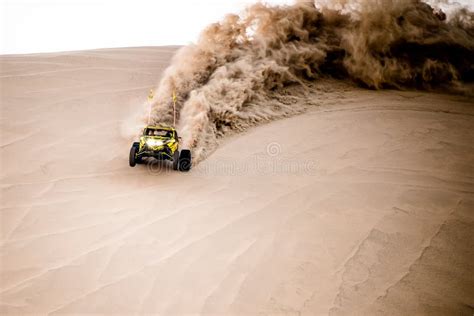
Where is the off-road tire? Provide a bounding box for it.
[132,142,143,164]
[129,146,137,167]
[179,150,192,172]
[173,150,180,170]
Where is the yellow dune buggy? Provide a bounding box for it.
[129,125,191,171]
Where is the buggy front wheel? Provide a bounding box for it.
[173,150,180,170]
[179,150,192,172]
[129,146,137,167]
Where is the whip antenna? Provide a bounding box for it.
[147,89,154,125]
[172,90,177,127]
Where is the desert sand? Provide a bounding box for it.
[1,47,473,315]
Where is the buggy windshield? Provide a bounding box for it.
[144,128,173,138]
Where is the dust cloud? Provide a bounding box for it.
[148,0,473,161]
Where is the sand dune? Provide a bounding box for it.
[1,47,473,315]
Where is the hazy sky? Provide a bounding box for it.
[1,0,291,55]
[2,0,472,55]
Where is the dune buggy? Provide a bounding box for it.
[129,125,191,171]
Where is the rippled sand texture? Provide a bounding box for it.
[1,47,473,315]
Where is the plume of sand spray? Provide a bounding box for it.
[148,0,474,163]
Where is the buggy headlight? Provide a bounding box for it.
[146,139,164,147]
